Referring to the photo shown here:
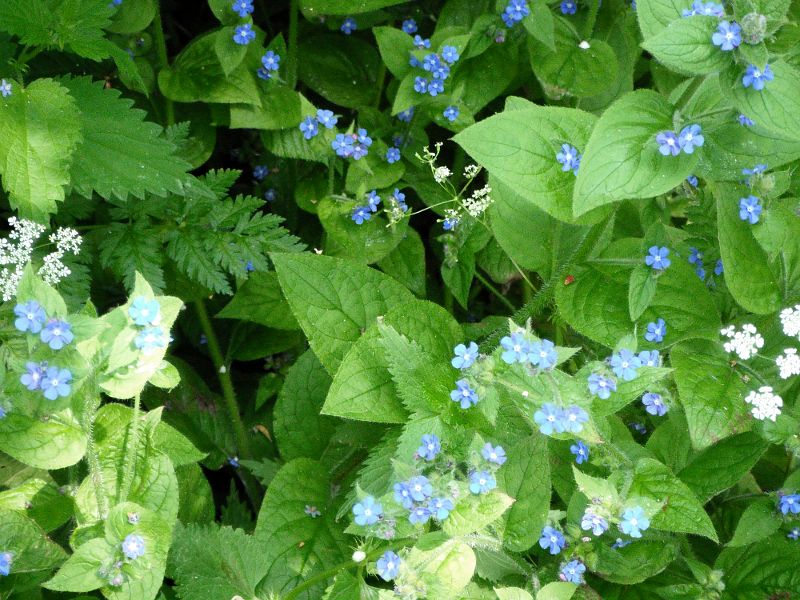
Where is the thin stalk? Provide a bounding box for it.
[286,0,299,89]
[674,76,706,113]
[83,387,108,518]
[153,1,175,126]
[373,63,386,109]
[475,271,515,313]
[327,157,336,196]
[284,552,382,600]
[118,394,142,503]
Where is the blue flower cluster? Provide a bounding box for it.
[500,333,558,369]
[332,128,372,159]
[351,189,382,224]
[556,143,581,176]
[0,551,12,577]
[539,526,566,554]
[681,1,723,16]
[401,19,417,34]
[298,108,338,140]
[561,0,577,14]
[257,50,280,80]
[688,246,723,281]
[0,79,11,98]
[412,44,459,98]
[253,164,269,180]
[129,297,167,354]
[645,318,666,343]
[534,403,589,435]
[340,17,357,35]
[501,0,530,27]
[231,0,253,17]
[570,440,589,464]
[121,534,145,560]
[642,392,668,416]
[233,23,255,45]
[560,559,586,584]
[376,550,401,581]
[657,124,704,156]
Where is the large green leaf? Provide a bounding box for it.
[573,90,698,217]
[636,0,685,38]
[299,0,407,14]
[217,271,299,330]
[715,539,800,598]
[0,78,81,220]
[594,537,679,584]
[271,253,415,374]
[0,509,66,595]
[726,498,781,547]
[642,16,730,75]
[377,228,426,297]
[0,411,86,470]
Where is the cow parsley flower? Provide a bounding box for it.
[678,124,704,154]
[645,318,666,343]
[233,23,255,45]
[656,131,680,156]
[376,551,401,581]
[41,319,73,350]
[581,510,609,536]
[482,443,507,465]
[462,185,493,217]
[231,0,253,17]
[610,349,641,381]
[721,324,764,359]
[571,440,589,464]
[645,246,671,270]
[443,105,459,122]
[642,392,668,416]
[560,560,586,584]
[450,379,479,408]
[0,79,11,97]
[129,297,160,326]
[402,19,417,34]
[745,386,782,421]
[340,17,357,34]
[777,348,800,379]
[588,373,616,399]
[739,195,762,224]
[743,64,773,90]
[534,403,566,435]
[40,367,72,400]
[469,470,497,494]
[712,21,742,51]
[418,434,441,461]
[14,301,46,333]
[353,496,382,525]
[539,526,566,554]
[433,166,452,183]
[122,534,145,560]
[619,506,650,538]
[778,306,800,338]
[452,342,478,369]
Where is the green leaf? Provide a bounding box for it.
[214,27,248,76]
[716,183,782,313]
[170,523,270,600]
[573,90,698,217]
[636,0,685,39]
[721,60,800,141]
[496,587,534,600]
[497,434,550,552]
[0,78,81,220]
[217,272,299,330]
[229,86,303,130]
[628,265,657,321]
[43,539,108,593]
[377,229,426,297]
[0,479,74,532]
[715,539,800,597]
[523,1,555,51]
[454,103,598,223]
[0,509,67,584]
[442,492,514,537]
[98,223,166,293]
[404,539,476,599]
[107,0,156,33]
[671,339,750,450]
[373,26,415,78]
[0,411,86,470]
[299,0,407,14]
[642,16,730,75]
[535,583,576,600]
[630,458,718,541]
[273,350,336,460]
[61,76,205,202]
[0,0,53,45]
[594,537,679,584]
[272,253,415,374]
[318,198,407,264]
[726,498,781,547]
[254,459,348,598]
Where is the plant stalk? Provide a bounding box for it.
[286,0,300,89]
[83,385,108,518]
[153,0,175,126]
[118,393,142,503]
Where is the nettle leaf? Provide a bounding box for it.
[0,0,54,45]
[636,0,685,39]
[630,458,718,541]
[0,78,81,220]
[454,101,598,223]
[715,539,800,597]
[671,339,750,450]
[573,90,698,217]
[720,60,800,141]
[715,183,782,314]
[61,77,207,202]
[726,497,781,547]
[254,459,349,599]
[272,253,415,374]
[641,16,730,75]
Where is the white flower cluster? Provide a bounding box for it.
[463,164,481,179]
[433,165,452,184]
[780,305,800,338]
[776,348,800,379]
[744,386,783,421]
[462,185,493,218]
[0,217,81,301]
[720,324,764,360]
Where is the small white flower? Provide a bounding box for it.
[744,386,783,421]
[463,164,481,179]
[780,305,800,338]
[434,166,452,184]
[578,40,591,49]
[721,324,764,360]
[352,550,366,563]
[462,185,493,217]
[776,348,800,379]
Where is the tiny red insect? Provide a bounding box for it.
[564,275,575,286]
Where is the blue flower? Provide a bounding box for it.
[696,264,706,280]
[443,105,459,122]
[743,63,774,91]
[443,215,458,231]
[351,206,371,225]
[645,246,671,270]
[441,45,460,64]
[610,349,641,381]
[562,405,589,433]
[427,79,444,96]
[397,107,414,122]
[688,247,703,265]
[40,320,73,350]
[253,165,269,180]
[40,367,72,400]
[715,259,724,276]
[642,392,668,416]
[376,551,401,581]
[695,1,724,15]
[539,526,566,554]
[231,0,253,17]
[14,301,46,333]
[452,342,478,369]
[787,527,800,540]
[134,327,167,354]
[402,19,417,34]
[619,506,650,538]
[256,67,272,80]
[340,17,357,34]
[264,189,277,202]
[556,143,581,175]
[233,23,255,45]
[0,79,11,98]
[353,496,382,525]
[503,0,530,24]
[630,421,647,434]
[315,109,337,129]
[422,53,440,72]
[429,497,454,520]
[408,505,431,524]
[20,361,46,391]
[588,373,616,399]
[450,379,479,408]
[392,188,408,211]
[738,114,754,126]
[228,456,240,468]
[638,350,660,367]
[261,50,280,72]
[561,0,577,13]
[581,510,609,536]
[0,551,11,576]
[500,332,530,364]
[645,318,666,343]
[386,147,401,163]
[469,470,497,494]
[530,339,558,369]
[678,124,704,154]
[366,190,381,212]
[393,482,414,509]
[534,403,566,435]
[298,116,319,140]
[712,21,741,51]
[413,35,431,49]
[332,133,354,156]
[0,406,5,419]
[482,443,507,465]
[743,164,768,177]
[408,476,432,501]
[778,494,800,515]
[656,131,680,156]
[570,440,589,464]
[418,434,441,461]
[560,559,586,584]
[739,195,762,224]
[121,534,145,560]
[129,297,160,326]
[687,175,698,187]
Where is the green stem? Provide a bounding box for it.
[327,157,336,196]
[583,0,600,38]
[443,285,454,314]
[286,0,299,89]
[16,46,43,70]
[475,271,515,313]
[153,0,175,126]
[285,553,380,600]
[83,386,108,518]
[373,62,387,109]
[684,106,734,122]
[118,394,142,503]
[674,76,706,113]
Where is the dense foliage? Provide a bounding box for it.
[0,0,799,598]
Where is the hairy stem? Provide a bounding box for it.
[118,394,142,503]
[153,0,175,126]
[286,0,299,89]
[475,271,515,313]
[83,385,108,518]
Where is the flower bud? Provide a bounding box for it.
[741,13,768,44]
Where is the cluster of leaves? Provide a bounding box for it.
[0,0,799,599]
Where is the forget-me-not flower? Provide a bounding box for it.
[619,506,650,537]
[642,392,668,416]
[645,318,666,343]
[452,342,478,369]
[353,496,382,525]
[743,64,773,90]
[739,195,762,224]
[539,526,566,554]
